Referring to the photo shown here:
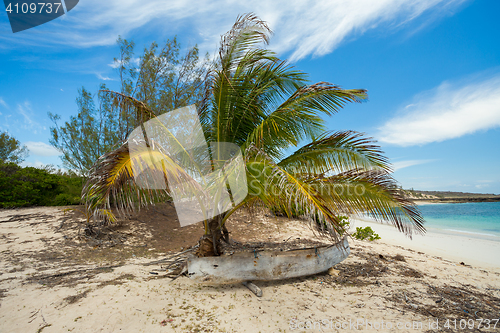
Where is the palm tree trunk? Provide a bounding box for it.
[196,215,228,257]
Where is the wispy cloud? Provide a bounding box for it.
[25,141,61,157]
[392,159,434,171]
[474,180,497,190]
[0,0,466,60]
[0,97,8,109]
[17,101,34,127]
[96,73,114,81]
[5,101,46,134]
[378,71,500,146]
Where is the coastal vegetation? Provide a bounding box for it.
[404,189,500,202]
[333,216,381,241]
[0,161,82,208]
[0,131,28,164]
[0,131,82,208]
[352,226,381,241]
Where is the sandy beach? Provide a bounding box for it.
[351,217,500,269]
[1,206,499,332]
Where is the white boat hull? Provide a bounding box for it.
[187,237,350,284]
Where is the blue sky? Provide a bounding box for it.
[0,0,499,194]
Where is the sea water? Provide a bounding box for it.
[418,202,500,240]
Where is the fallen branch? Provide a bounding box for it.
[242,281,262,297]
[142,246,198,266]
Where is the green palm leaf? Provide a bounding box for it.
[279,131,391,174]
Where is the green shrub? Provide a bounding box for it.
[352,226,381,241]
[0,161,83,208]
[53,193,81,206]
[334,215,351,236]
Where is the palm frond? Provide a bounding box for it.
[82,140,208,223]
[210,59,307,146]
[279,131,391,174]
[218,13,272,72]
[101,89,157,125]
[245,146,345,241]
[243,84,368,158]
[245,145,424,239]
[307,169,425,237]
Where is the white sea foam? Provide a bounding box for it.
[444,229,498,237]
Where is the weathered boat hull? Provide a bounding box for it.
[187,237,350,284]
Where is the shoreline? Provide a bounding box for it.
[351,217,500,270]
[412,198,500,204]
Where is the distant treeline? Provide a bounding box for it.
[409,189,500,198]
[405,189,500,202]
[0,161,83,208]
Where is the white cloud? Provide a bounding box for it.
[392,159,434,171]
[96,73,114,81]
[0,97,8,109]
[108,57,141,69]
[474,180,496,190]
[21,160,47,169]
[25,141,61,156]
[378,72,500,146]
[23,161,47,168]
[0,0,466,61]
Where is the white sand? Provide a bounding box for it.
[1,207,499,333]
[351,217,500,269]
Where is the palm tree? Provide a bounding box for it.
[82,14,424,257]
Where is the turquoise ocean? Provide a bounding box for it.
[418,202,500,241]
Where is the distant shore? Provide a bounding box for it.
[404,189,500,203]
[413,197,500,203]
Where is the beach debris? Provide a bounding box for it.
[149,271,158,275]
[386,284,500,320]
[160,319,173,326]
[460,261,465,265]
[393,254,406,262]
[168,263,188,281]
[242,281,262,297]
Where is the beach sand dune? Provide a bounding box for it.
[1,206,499,332]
